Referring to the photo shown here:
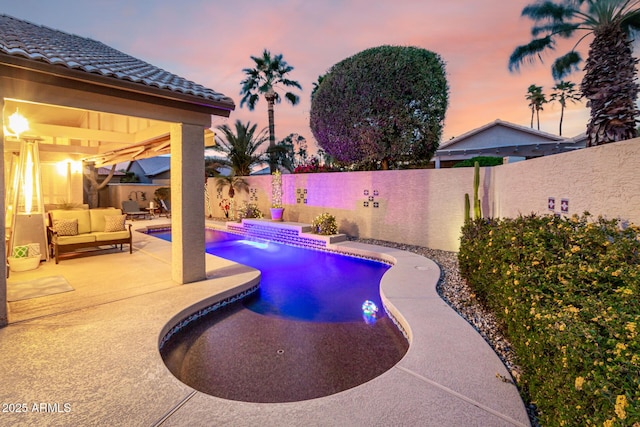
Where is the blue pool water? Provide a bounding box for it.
[157,228,408,402]
[152,228,390,323]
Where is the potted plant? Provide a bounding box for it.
[238,202,264,220]
[270,170,284,221]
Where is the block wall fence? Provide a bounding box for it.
[207,138,640,252]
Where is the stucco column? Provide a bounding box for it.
[0,97,7,326]
[170,123,206,284]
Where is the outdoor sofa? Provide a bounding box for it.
[47,207,132,264]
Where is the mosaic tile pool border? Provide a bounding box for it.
[152,225,408,351]
[383,305,409,340]
[159,284,260,350]
[222,225,393,266]
[227,222,329,249]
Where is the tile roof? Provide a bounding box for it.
[0,14,234,107]
[132,156,171,176]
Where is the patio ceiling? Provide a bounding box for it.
[3,98,215,167]
[1,13,227,167]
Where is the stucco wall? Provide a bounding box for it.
[107,184,167,210]
[491,137,640,225]
[207,138,639,252]
[210,169,472,252]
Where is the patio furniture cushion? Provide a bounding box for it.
[53,218,79,236]
[93,230,131,242]
[55,234,96,245]
[103,214,126,232]
[51,209,91,234]
[88,208,119,232]
[122,200,147,220]
[47,207,132,264]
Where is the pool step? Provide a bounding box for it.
[226,219,347,249]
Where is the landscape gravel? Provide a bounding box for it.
[354,238,539,426]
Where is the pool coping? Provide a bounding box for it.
[0,225,531,426]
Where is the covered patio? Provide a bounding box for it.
[1,14,235,326]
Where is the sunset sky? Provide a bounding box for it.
[3,0,592,152]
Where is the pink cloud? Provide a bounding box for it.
[3,0,594,150]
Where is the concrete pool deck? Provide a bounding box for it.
[0,219,530,426]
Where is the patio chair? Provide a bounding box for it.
[122,200,147,220]
[159,199,171,218]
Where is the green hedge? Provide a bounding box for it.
[459,214,639,426]
[452,156,503,168]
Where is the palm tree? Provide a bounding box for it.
[240,49,302,172]
[215,174,249,199]
[311,74,325,100]
[509,0,640,146]
[550,80,582,135]
[269,133,309,172]
[212,120,268,176]
[526,84,547,130]
[204,156,224,177]
[526,84,540,128]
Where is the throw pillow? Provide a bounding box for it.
[27,243,41,257]
[12,245,29,258]
[53,218,79,236]
[104,214,126,232]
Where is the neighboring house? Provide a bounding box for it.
[251,164,271,175]
[127,156,171,184]
[431,119,586,168]
[97,166,127,183]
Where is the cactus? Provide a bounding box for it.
[463,161,482,221]
[464,193,471,222]
[473,161,482,219]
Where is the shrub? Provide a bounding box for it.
[459,214,639,425]
[310,45,448,169]
[293,157,334,174]
[154,187,171,202]
[453,156,503,168]
[312,213,338,235]
[237,202,263,220]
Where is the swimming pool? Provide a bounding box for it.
[158,228,409,402]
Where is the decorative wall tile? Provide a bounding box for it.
[362,189,382,208]
[296,188,308,204]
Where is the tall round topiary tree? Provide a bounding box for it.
[310,45,448,169]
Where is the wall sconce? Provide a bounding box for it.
[56,160,82,176]
[7,108,29,138]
